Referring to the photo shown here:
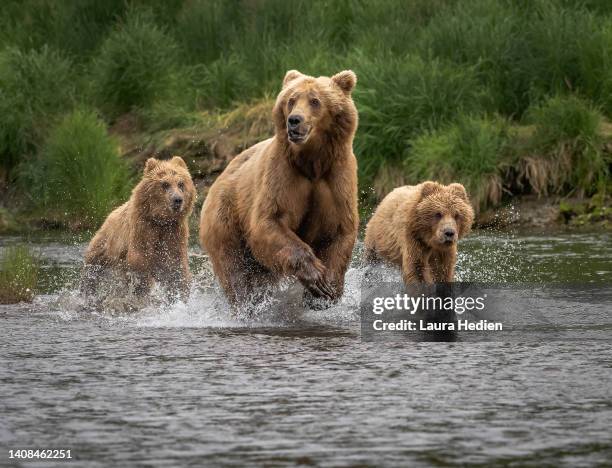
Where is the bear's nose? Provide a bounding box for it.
[287,114,303,128]
[443,228,456,239]
[172,196,183,208]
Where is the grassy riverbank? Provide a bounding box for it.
[0,0,610,231]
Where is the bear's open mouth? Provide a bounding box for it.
[288,128,309,143]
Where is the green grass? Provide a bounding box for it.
[175,0,243,65]
[522,95,608,196]
[0,0,611,222]
[0,244,39,304]
[353,53,489,187]
[30,109,132,227]
[0,0,127,58]
[418,0,528,117]
[528,95,601,148]
[188,55,253,110]
[0,46,76,176]
[418,0,612,119]
[90,9,182,119]
[405,116,510,211]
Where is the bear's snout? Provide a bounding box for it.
[171,195,183,211]
[287,114,310,143]
[436,217,458,246]
[287,114,303,128]
[443,228,456,242]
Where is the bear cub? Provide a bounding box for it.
[83,156,196,300]
[364,181,474,284]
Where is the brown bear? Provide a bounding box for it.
[199,69,359,305]
[83,156,196,299]
[364,181,474,284]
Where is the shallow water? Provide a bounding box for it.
[1,230,611,466]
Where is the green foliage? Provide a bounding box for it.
[0,0,611,218]
[0,0,126,57]
[406,116,510,210]
[419,0,528,116]
[32,109,132,227]
[525,95,608,195]
[0,46,75,175]
[522,2,612,112]
[420,1,612,119]
[189,55,252,109]
[175,0,244,64]
[354,54,489,186]
[91,9,180,119]
[528,95,601,148]
[0,244,39,304]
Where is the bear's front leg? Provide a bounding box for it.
[249,220,335,300]
[126,248,154,296]
[430,247,457,283]
[315,231,357,301]
[156,233,192,302]
[401,242,433,285]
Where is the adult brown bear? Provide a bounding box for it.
[199,70,359,305]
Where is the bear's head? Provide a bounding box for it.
[413,181,474,250]
[137,156,196,223]
[273,69,358,148]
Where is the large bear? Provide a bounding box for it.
[364,181,474,284]
[199,69,359,305]
[83,156,196,299]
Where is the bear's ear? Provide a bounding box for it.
[448,183,469,201]
[331,70,357,95]
[283,69,304,87]
[420,181,440,199]
[144,158,160,174]
[170,155,187,169]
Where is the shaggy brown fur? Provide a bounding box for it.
[83,156,196,298]
[364,181,474,284]
[199,69,359,305]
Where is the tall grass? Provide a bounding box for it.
[419,1,612,119]
[189,55,253,109]
[0,0,126,57]
[0,244,39,304]
[175,0,244,65]
[522,2,612,111]
[91,9,181,119]
[418,0,528,117]
[32,109,132,227]
[405,116,510,210]
[353,54,489,187]
[0,46,75,176]
[521,95,608,196]
[0,0,610,218]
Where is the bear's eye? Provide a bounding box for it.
[161,181,170,190]
[434,212,442,220]
[310,97,320,107]
[455,213,461,220]
[178,182,185,191]
[287,97,296,108]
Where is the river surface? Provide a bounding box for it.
[1,230,611,467]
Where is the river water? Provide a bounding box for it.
[1,230,611,467]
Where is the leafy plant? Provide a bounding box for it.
[0,244,39,304]
[32,109,132,227]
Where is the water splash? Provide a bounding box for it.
[9,229,609,328]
